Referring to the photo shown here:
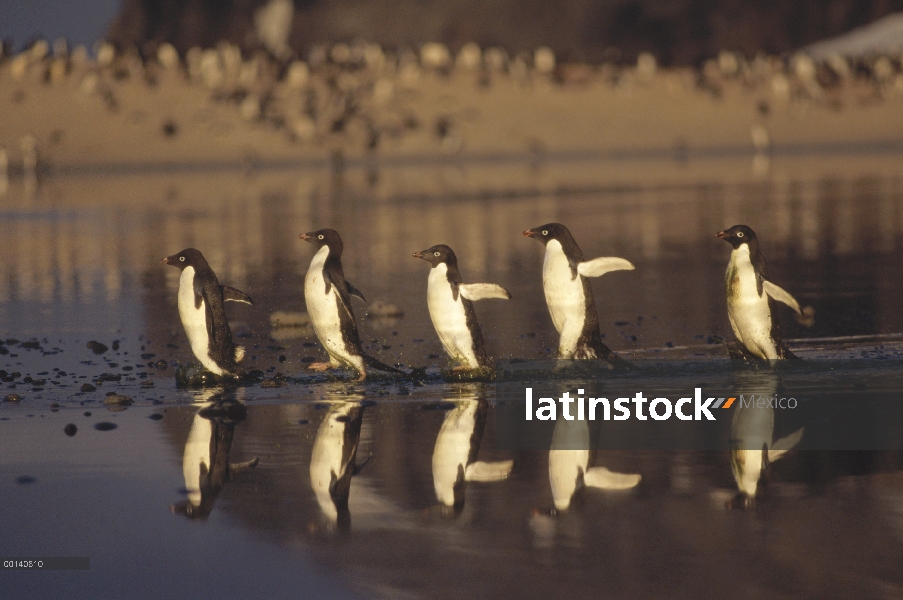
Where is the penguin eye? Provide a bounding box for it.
[736,232,744,238]
[434,251,440,257]
[317,234,324,240]
[542,230,548,236]
[179,256,185,262]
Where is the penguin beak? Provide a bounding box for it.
[523,230,535,238]
[412,251,424,259]
[716,230,727,240]
[161,256,172,265]
[299,233,311,242]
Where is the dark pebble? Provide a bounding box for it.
[84,411,92,416]
[148,413,164,420]
[16,475,37,484]
[302,342,318,347]
[360,400,377,407]
[427,354,440,359]
[155,360,168,370]
[112,340,120,351]
[314,403,327,409]
[81,383,97,393]
[4,394,21,402]
[141,353,155,359]
[64,424,77,436]
[297,419,309,425]
[614,321,630,326]
[301,356,315,363]
[278,355,287,363]
[87,341,109,354]
[94,422,118,431]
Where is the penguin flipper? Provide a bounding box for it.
[345,281,366,302]
[459,283,511,301]
[769,427,804,461]
[464,460,514,481]
[577,257,635,278]
[221,286,253,305]
[583,466,641,490]
[763,281,802,315]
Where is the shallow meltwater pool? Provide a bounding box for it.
[2,161,903,598]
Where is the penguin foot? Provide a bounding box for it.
[307,362,332,372]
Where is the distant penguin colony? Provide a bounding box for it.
[162,223,804,381]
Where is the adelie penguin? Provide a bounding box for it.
[300,228,404,381]
[524,223,634,366]
[162,248,253,378]
[413,245,510,373]
[717,225,803,360]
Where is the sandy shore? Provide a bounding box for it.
[2,43,903,189]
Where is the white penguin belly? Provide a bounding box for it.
[427,265,480,367]
[542,241,586,358]
[178,267,224,375]
[305,246,362,370]
[726,248,777,359]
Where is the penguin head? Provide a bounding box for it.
[717,225,758,250]
[413,244,458,268]
[161,248,208,271]
[523,223,574,246]
[300,229,343,253]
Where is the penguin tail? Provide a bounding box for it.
[594,347,637,370]
[779,345,801,360]
[362,353,407,375]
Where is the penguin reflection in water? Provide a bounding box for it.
[523,223,634,366]
[310,397,369,529]
[727,373,804,509]
[717,225,803,359]
[413,245,510,372]
[162,248,253,378]
[548,416,641,512]
[171,389,259,520]
[300,229,404,381]
[431,389,514,515]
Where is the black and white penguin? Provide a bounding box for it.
[300,228,403,380]
[717,225,802,360]
[523,223,634,363]
[162,248,253,377]
[413,244,510,370]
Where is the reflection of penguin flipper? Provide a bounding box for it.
[229,457,259,473]
[769,427,804,461]
[464,460,514,482]
[583,467,641,490]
